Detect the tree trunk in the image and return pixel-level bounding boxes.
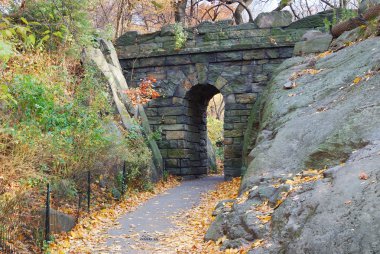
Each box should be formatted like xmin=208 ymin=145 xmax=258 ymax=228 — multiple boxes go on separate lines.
xmin=233 ymin=0 xmax=253 ymax=24
xmin=174 ymin=0 xmax=187 ymax=23
xmin=115 ymin=0 xmax=128 ymax=39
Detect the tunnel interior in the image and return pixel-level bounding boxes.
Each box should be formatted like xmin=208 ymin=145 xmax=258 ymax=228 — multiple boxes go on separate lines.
xmin=184 ymin=84 xmax=221 ymax=175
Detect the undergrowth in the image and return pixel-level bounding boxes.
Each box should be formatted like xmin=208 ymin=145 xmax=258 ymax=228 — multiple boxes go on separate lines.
xmin=0 ymin=1 xmax=154 ymax=252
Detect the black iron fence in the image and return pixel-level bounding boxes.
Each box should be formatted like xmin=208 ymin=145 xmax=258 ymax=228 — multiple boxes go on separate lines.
xmin=0 ymin=226 xmax=16 ymax=254
xmin=43 ymin=168 xmax=125 ymax=241
xmin=1 ymin=161 xmax=132 ymax=253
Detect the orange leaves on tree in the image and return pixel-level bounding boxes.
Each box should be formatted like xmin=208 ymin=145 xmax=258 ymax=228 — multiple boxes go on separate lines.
xmin=123 ymin=77 xmax=160 ymax=106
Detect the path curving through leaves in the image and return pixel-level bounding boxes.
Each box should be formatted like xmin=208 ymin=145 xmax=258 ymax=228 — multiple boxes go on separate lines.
xmin=102 ymin=176 xmax=223 ymax=253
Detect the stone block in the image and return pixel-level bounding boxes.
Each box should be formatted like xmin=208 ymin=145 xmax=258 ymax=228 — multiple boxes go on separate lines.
xmin=265 ymin=49 xmax=280 ymax=58
xmin=139 ymin=56 xmax=166 ymax=67
xmin=177 ymin=115 xmax=190 ymax=124
xmin=224 ymin=158 xmax=243 ymax=168
xmin=176 ymin=140 xmax=186 ymax=149
xmin=197 ymin=21 xmax=217 ymax=34
xmin=221 ymin=65 xmax=241 ymax=81
xmin=235 ymin=93 xmax=257 ymax=104
xmin=154 ymin=35 xmax=175 ymax=43
xmin=167 ymin=168 xmax=181 ymax=175
xmin=203 ymin=32 xmax=220 ymax=41
xmin=214 ymin=76 xmax=228 ymax=90
xmin=159 ymin=140 xmax=170 ymax=149
xmin=117 ymin=45 xmax=140 ymax=59
xmin=224 ymin=138 xmax=234 ymax=145
xmin=225 ymin=94 xmax=236 ymax=104
xmin=165 ymin=159 xmax=179 ymax=167
xmin=224 ymin=129 xmax=243 ymax=138
xmin=158 ymin=106 xmax=185 ymax=116
xmin=224 ymin=167 xmax=242 ymax=178
xmin=254 ymin=11 xmax=293 ymax=28
xmin=140 ymin=43 xmax=163 ymax=55
xmin=224 ymin=115 xmax=241 ymax=123
xmin=220 ymin=39 xmax=240 ymax=49
xmin=243 ymin=49 xmax=266 ymax=60
xmin=217 ymin=51 xmax=243 ymax=61
xmin=115 ymin=31 xmax=138 ymax=46
xmin=224 ymin=123 xmax=235 ymax=130
xmin=166 ymin=130 xmax=186 ymax=140
xmin=279 ymin=47 xmax=294 ymax=58
xmin=160 ymin=149 xmax=168 ymax=157
xmin=146 ymin=108 xmax=158 ymax=117
xmin=166 ymin=55 xmax=191 ymax=65
xmin=172 ymin=97 xmax=187 ymax=106
xmin=167 ymin=149 xmax=190 ymax=158
xmin=207 ymin=68 xmax=223 ymax=85
xmin=293 ymin=34 xmax=333 ymax=56
xmin=190 ymin=53 xmax=216 ymax=63
xmin=263 ymin=63 xmax=281 ymax=74
xmin=180 ymin=159 xmax=191 ymax=167
xmin=196 ymin=63 xmax=208 ymax=84
xmin=225 ymin=145 xmax=243 ymax=158
xmin=225 ymin=104 xmax=249 ymax=110
xmin=236 ymin=109 xmax=251 ymax=116
xmin=161 ymin=124 xmax=187 ymax=131
xmin=160 ymin=116 xmax=177 ymax=125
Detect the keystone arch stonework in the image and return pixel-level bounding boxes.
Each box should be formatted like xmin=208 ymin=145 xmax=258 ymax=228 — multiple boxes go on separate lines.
xmin=115 ymin=20 xmax=321 ymax=179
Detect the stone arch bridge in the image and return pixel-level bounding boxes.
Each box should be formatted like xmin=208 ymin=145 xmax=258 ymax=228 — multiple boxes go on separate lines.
xmin=115 ymin=18 xmax=324 ymax=179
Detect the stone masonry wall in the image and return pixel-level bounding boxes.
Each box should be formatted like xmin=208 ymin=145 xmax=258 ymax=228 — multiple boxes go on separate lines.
xmin=115 ymin=20 xmax=318 ymax=179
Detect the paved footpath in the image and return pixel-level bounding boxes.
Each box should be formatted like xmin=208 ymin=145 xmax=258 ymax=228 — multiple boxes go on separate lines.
xmin=103 ymin=175 xmax=223 ymax=254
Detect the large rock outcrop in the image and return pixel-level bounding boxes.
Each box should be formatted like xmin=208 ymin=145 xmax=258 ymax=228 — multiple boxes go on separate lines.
xmin=207 ymin=37 xmax=380 ymax=253
xmin=83 ymin=39 xmax=163 ymax=181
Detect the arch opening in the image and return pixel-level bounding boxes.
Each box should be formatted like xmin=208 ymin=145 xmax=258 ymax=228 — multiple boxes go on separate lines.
xmin=184 ymin=84 xmax=222 ymax=176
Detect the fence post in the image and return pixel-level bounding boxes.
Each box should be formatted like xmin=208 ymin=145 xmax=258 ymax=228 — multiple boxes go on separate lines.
xmin=45 ymin=183 xmax=51 ymax=242
xmin=121 ymin=161 xmax=127 ymax=197
xmin=76 ymin=192 xmax=82 ymax=222
xmin=163 ymin=160 xmax=168 ymax=182
xmin=87 ymin=171 xmax=91 ymax=213
xmin=0 ymin=227 xmax=3 ymax=253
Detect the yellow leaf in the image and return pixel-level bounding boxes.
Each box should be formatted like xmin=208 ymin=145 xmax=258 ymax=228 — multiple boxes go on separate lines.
xmin=257 ymin=215 xmax=272 ymax=224
xmin=317 ymin=50 xmax=333 ymax=59
xmin=252 ymin=239 xmax=265 ymax=248
xmin=353 ymin=76 xmax=362 ymax=84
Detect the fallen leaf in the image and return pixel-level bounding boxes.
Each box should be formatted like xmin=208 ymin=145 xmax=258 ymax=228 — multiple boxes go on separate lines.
xmin=359 ymin=172 xmax=368 ymax=180
xmin=353 ymin=76 xmax=362 ymax=84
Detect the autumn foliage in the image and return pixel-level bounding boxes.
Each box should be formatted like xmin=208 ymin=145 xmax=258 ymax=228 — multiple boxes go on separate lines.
xmin=123 ymin=77 xmax=160 ymax=106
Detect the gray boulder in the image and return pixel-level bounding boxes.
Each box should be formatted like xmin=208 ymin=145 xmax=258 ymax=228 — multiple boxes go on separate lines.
xmin=301 ymin=29 xmax=324 ymax=41
xmin=293 ymin=33 xmax=333 ymax=56
xmin=208 ymin=37 xmax=380 ymax=253
xmin=40 ymin=208 xmax=76 ymax=233
xmin=254 ymin=11 xmax=293 ymax=28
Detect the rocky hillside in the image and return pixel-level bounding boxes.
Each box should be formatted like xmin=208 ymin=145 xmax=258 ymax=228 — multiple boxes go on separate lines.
xmin=206 ymin=37 xmax=380 ymax=253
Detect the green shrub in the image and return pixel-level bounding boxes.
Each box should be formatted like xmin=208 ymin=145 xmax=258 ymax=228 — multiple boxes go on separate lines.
xmin=207 ymin=117 xmax=224 ymax=161
xmin=173 ymin=22 xmax=188 ymax=50
xmin=51 ymin=178 xmax=78 ymax=199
